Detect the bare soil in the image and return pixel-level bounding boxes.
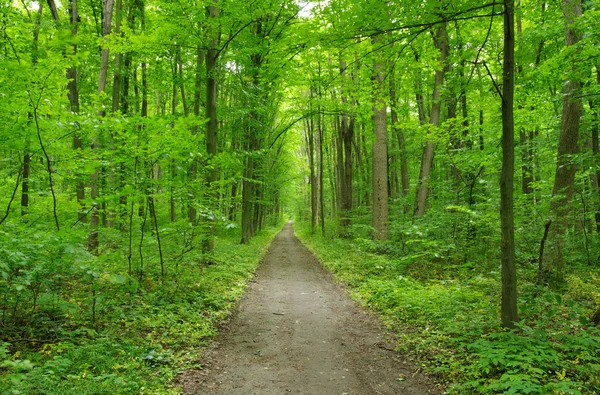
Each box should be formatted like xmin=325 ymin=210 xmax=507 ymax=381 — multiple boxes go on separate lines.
xmin=179 ymin=222 xmax=442 ymax=394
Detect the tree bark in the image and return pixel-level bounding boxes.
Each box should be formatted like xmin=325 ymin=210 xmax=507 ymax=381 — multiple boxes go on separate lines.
xmin=308 ymin=102 xmax=318 ymax=234
xmin=338 ymin=58 xmax=352 ymax=230
xmin=203 ymin=2 xmax=219 ymax=254
xmin=501 ymin=0 xmax=519 ymax=328
xmin=21 ymin=4 xmax=44 ymax=217
xmin=390 ymin=73 xmax=409 ymax=198
xmin=590 ymin=68 xmax=600 ymax=232
xmin=189 ymin=45 xmax=204 ymax=226
xmin=88 ymin=0 xmax=115 ymax=254
xmin=539 ymin=0 xmax=583 ymax=286
xmin=371 ymin=34 xmax=388 ymax=240
xmin=241 ymin=20 xmax=264 ymax=244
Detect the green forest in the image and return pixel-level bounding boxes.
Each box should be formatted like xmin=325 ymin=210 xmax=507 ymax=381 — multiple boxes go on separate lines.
xmin=1 ymin=0 xmax=599 ymax=393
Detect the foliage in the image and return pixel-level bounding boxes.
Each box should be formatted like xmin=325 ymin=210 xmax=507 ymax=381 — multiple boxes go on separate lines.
xmin=298 ymin=224 xmax=600 ymax=394
xmin=0 ymin=226 xmax=280 ymax=394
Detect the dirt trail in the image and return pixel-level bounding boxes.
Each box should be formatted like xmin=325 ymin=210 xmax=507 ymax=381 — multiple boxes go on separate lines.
xmin=180 ymin=222 xmax=440 ymax=394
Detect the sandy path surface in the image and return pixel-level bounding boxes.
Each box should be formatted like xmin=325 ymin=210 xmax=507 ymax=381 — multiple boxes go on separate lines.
xmin=180 ymin=222 xmax=440 ymax=394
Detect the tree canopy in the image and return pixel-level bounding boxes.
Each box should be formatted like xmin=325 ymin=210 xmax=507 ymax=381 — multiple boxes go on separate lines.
xmin=1 ymin=0 xmax=599 ymax=392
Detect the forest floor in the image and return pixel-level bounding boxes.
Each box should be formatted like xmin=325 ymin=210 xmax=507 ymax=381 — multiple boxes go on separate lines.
xmin=179 ymin=222 xmax=441 ymax=394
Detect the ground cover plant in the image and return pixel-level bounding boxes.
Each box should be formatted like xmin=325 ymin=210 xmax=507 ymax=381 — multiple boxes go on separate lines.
xmin=0 ymin=225 xmax=280 ymax=394
xmin=298 ymin=221 xmax=600 ymax=394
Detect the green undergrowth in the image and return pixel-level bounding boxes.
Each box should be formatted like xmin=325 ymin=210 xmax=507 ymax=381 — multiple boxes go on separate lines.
xmin=0 ymin=225 xmax=280 ymax=394
xmin=296 ymin=226 xmax=600 ymax=394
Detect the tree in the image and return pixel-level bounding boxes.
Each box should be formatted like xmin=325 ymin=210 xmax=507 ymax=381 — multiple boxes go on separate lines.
xmin=414 ymin=20 xmax=449 ymax=217
xmin=500 ymin=0 xmax=518 ymax=328
xmin=538 ymin=0 xmax=583 ymax=287
xmin=371 ymin=34 xmax=388 ymax=240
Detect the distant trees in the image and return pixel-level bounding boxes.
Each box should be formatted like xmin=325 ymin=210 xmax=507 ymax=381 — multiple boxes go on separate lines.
xmin=290 ymin=0 xmax=598 ymax=327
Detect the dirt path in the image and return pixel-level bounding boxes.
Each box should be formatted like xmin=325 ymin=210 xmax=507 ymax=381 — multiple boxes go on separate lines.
xmin=180 ymin=222 xmax=440 ymax=394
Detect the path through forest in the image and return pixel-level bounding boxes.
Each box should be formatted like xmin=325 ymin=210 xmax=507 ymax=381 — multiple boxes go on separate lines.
xmin=180 ymin=222 xmax=439 ymax=394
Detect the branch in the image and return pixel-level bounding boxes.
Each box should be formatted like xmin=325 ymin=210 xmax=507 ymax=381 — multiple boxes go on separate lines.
xmin=29 ymin=68 xmax=60 ymax=231
xmin=482 ymin=60 xmax=503 ymax=99
xmin=0 ymin=170 xmax=22 ymax=226
xmin=466 ymin=2 xmax=496 ymax=87
xmin=215 ymin=18 xmax=259 ymax=59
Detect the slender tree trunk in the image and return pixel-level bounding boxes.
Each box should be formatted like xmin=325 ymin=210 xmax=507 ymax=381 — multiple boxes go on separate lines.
xmin=21 ymin=150 xmax=30 ymax=217
xmin=308 ymin=105 xmax=318 ymax=234
xmin=189 ymin=45 xmax=204 ymax=225
xmin=318 ymin=90 xmax=325 ymax=235
xmin=242 ymin=20 xmax=269 ymax=244
xmin=414 ymin=22 xmax=449 ymax=217
xmin=371 ymin=35 xmax=388 ymax=240
xmin=88 ymin=0 xmax=115 ymax=254
xmin=339 ymin=58 xmax=354 ymax=232
xmin=21 ymin=5 xmax=43 ymax=217
xmin=538 ymin=0 xmax=583 ymax=286
xmin=501 ymin=0 xmax=519 ymax=328
xmin=390 ymin=73 xmax=409 ymax=198
xmin=203 ymin=2 xmax=219 ymax=254
xmin=338 ymin=59 xmax=347 ymax=229
xmin=590 ymin=68 xmax=600 ymax=232
xmin=170 ymin=53 xmax=178 ymax=223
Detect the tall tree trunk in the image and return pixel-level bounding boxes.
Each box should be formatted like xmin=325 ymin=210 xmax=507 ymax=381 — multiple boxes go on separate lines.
xmin=88 ymin=0 xmax=115 ymax=254
xmin=414 ymin=22 xmax=449 ymax=217
xmin=203 ymin=2 xmax=219 ymax=254
xmin=170 ymin=50 xmax=179 ymax=223
xmin=390 ymin=73 xmax=409 ymax=198
xmin=371 ymin=35 xmax=388 ymax=240
xmin=339 ymin=58 xmax=355 ymax=232
xmin=501 ymin=0 xmax=518 ymax=328
xmin=590 ymin=68 xmax=600 ymax=232
xmin=318 ymin=86 xmax=325 ymax=235
xmin=67 ymin=0 xmax=85 ymax=223
xmin=21 ymin=4 xmax=44 ymax=217
xmin=538 ymin=0 xmax=583 ymax=286
xmin=189 ymin=45 xmax=204 ymax=225
xmin=241 ymin=20 xmax=264 ymax=244
xmin=308 ymin=105 xmax=318 ymax=234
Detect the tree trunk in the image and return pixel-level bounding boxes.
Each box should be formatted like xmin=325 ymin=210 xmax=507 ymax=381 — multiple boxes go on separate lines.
xmin=339 ymin=58 xmax=355 ymax=232
xmin=414 ymin=22 xmax=449 ymax=217
xmin=21 ymin=5 xmax=44 ymax=217
xmin=390 ymin=73 xmax=409 ymax=198
xmin=538 ymin=0 xmax=583 ymax=286
xmin=308 ymin=107 xmax=318 ymax=234
xmin=189 ymin=45 xmax=204 ymax=226
xmin=241 ymin=20 xmax=264 ymax=244
xmin=590 ymin=68 xmax=600 ymax=232
xmin=371 ymin=34 xmax=388 ymax=240
xmin=203 ymin=2 xmax=219 ymax=254
xmin=68 ymin=0 xmax=85 ymax=223
xmin=88 ymin=0 xmax=114 ymax=254
xmin=500 ymin=0 xmax=518 ymax=328
xmin=318 ymin=92 xmax=325 ymax=235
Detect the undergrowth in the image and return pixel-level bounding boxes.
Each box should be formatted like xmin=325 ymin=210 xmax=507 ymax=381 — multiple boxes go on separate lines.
xmin=0 ymin=225 xmax=280 ymax=394
xmin=297 ymin=224 xmax=600 ymax=394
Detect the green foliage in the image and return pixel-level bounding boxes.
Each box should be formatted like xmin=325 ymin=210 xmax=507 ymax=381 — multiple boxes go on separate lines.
xmin=0 ymin=226 xmax=280 ymax=394
xmin=298 ymin=226 xmax=600 ymax=394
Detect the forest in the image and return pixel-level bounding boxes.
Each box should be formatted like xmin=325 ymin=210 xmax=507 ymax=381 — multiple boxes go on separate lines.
xmin=1 ymin=0 xmax=599 ymax=393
